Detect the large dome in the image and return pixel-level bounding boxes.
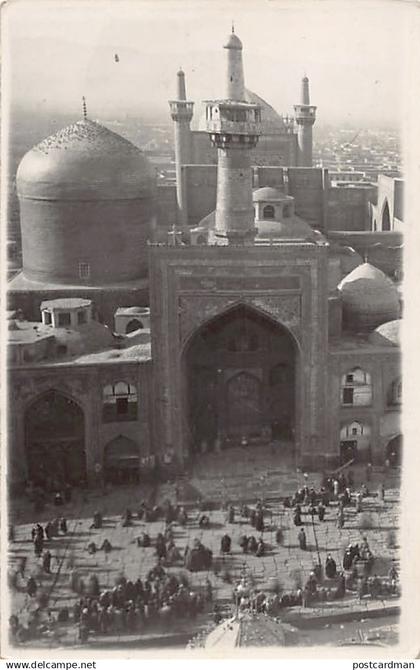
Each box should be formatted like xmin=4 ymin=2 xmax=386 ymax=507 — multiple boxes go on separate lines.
xmin=17 ymin=119 xmax=155 ymax=201
xmin=16 ymin=119 xmax=156 ymax=286
xmin=338 ymin=263 xmax=400 ymax=331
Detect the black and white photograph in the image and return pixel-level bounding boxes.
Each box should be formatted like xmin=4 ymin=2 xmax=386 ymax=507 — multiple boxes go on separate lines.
xmin=2 ymin=0 xmax=419 ymax=658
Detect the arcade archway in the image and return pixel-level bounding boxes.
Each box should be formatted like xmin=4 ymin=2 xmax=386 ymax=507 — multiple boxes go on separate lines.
xmin=104 ymin=435 xmax=140 ymax=484
xmin=386 ymin=434 xmax=402 ymax=467
xmin=183 ymin=304 xmax=297 ymax=453
xmin=25 ymin=390 xmax=86 ymax=486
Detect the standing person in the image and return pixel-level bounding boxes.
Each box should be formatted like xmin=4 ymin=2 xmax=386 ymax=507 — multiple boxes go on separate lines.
xmin=18 ymin=556 xmax=27 ymax=579
xmin=255 ymin=509 xmax=264 ymax=533
xmin=366 ymin=462 xmax=373 ymax=482
xmin=378 ymin=482 xmax=385 ymax=503
xmin=355 ymin=491 xmax=363 ymax=513
xmin=34 ymin=533 xmax=43 ymax=557
xmin=317 ymin=501 xmax=326 ymax=521
xmin=54 ymin=491 xmax=64 ymax=506
xmin=333 ymin=479 xmax=339 ymax=499
xmin=227 ymin=505 xmax=235 ymax=524
xmin=298 ymin=527 xmax=307 ymax=550
xmin=335 ymin=571 xmax=346 ymax=598
xmin=358 ymin=576 xmax=367 ymax=602
xmin=325 ymin=554 xmax=337 ymax=579
xmin=337 ymin=507 xmax=345 ymax=529
xmin=27 ymin=576 xmax=37 ymax=597
xmin=302 ymin=584 xmax=310 ymax=608
xmin=42 ymin=550 xmax=52 ymax=574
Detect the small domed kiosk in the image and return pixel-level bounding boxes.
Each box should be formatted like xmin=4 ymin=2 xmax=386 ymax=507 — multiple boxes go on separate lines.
xmin=253 ymin=187 xmax=315 ymax=241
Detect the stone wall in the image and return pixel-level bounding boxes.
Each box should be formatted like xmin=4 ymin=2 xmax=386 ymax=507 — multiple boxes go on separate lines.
xmin=328 ymin=185 xmax=377 ymax=232
xmin=8 ymin=359 xmax=153 ymax=486
xmin=328 ymin=348 xmax=401 ymax=464
xmin=286 ymin=167 xmax=328 ymax=232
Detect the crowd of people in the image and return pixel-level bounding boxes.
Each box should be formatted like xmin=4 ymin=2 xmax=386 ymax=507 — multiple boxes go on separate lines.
xmin=72 ymin=566 xmax=211 ymax=642
xmin=8 ymin=464 xmax=399 ymax=645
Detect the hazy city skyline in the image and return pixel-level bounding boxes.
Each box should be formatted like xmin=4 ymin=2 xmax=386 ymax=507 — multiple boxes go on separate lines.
xmin=2 ymin=0 xmax=410 ymax=129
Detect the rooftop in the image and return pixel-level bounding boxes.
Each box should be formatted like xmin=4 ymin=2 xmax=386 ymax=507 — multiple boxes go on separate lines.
xmin=40 ymin=298 xmax=92 ymax=310
xmin=115 ymin=306 xmax=150 ymax=316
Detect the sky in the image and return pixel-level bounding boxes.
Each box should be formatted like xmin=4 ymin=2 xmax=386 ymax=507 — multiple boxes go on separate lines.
xmin=1 ymin=0 xmax=414 ymax=128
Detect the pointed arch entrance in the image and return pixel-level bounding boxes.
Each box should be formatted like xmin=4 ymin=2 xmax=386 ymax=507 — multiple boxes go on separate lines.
xmin=104 ymin=435 xmax=140 ymax=484
xmin=382 ymin=200 xmax=391 ymax=231
xmin=25 ymin=390 xmax=86 ymax=486
xmin=183 ymin=304 xmax=298 ymax=453
xmin=386 ymin=434 xmax=402 ymax=467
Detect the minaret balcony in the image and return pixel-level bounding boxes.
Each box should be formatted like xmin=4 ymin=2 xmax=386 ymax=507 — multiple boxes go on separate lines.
xmin=294 ymin=104 xmax=317 ymax=124
xmin=209 ymin=132 xmax=260 ymax=149
xmin=204 ymin=100 xmax=262 ymax=137
xmin=169 ymin=100 xmax=194 ymax=122
xmin=206 ymin=118 xmax=261 ymax=135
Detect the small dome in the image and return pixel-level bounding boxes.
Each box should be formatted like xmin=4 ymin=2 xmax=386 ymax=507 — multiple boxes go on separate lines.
xmin=224 ymin=32 xmax=243 ymax=50
xmin=17 ymin=118 xmax=155 ymax=201
xmin=256 ymin=218 xmax=314 ymax=240
xmin=197 ymin=210 xmax=216 ymax=230
xmin=253 ymin=187 xmax=291 ymax=203
xmin=203 ymin=613 xmax=287 ymax=648
xmin=338 ymin=263 xmax=400 ymax=331
xmin=368 ymin=319 xmax=401 ymax=347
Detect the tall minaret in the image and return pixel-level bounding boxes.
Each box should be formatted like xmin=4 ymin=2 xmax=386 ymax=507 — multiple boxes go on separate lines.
xmin=294 ymin=75 xmax=317 ymax=167
xmin=206 ymin=28 xmax=261 ymax=244
xmin=169 ymin=69 xmax=194 ymax=230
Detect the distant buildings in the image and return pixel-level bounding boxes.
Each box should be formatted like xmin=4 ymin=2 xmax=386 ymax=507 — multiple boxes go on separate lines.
xmin=7 ymin=30 xmax=402 ymax=490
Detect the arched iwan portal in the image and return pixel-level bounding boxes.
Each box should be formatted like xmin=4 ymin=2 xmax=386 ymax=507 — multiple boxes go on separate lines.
xmin=25 ymin=390 xmax=86 ymax=486
xmin=183 ymin=304 xmax=298 ymax=453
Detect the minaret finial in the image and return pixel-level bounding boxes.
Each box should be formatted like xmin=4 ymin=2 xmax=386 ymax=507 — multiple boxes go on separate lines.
xmin=232 ymin=20 xmax=235 ymax=33
xmin=82 ymin=96 xmax=87 ymax=120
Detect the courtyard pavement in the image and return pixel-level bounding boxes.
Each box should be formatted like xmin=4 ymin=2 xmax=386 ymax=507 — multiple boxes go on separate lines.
xmin=7 ymin=445 xmax=401 ymax=648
